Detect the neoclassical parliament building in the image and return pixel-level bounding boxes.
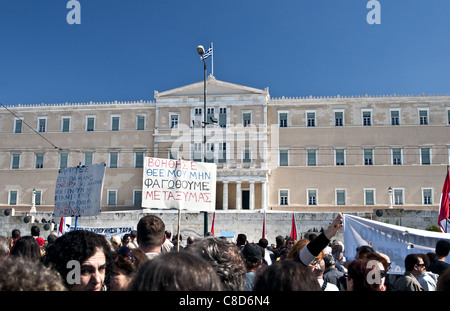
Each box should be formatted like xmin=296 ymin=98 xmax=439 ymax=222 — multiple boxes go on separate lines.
xmin=1 ymin=75 xmax=449 ymax=213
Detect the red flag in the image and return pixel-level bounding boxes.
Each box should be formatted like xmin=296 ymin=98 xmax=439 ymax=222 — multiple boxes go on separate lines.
xmin=290 ymin=214 xmax=297 ymax=240
xmin=58 ymin=217 xmax=72 ymax=236
xmin=439 ymin=167 xmax=450 ymax=233
xmin=262 ymin=210 xmax=267 ymax=239
xmin=211 ymin=212 xmax=215 ymax=236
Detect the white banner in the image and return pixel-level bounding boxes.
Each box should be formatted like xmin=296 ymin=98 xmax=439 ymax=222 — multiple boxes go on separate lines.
xmin=69 ymin=226 xmax=133 ymax=239
xmin=54 ymin=163 xmax=106 ymax=217
xmin=343 ymin=214 xmax=450 ymax=274
xmin=142 ymin=157 xmax=216 ymax=212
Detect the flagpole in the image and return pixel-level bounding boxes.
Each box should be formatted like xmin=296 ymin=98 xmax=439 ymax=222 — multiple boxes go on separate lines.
xmin=211 ymin=42 xmax=214 ymax=76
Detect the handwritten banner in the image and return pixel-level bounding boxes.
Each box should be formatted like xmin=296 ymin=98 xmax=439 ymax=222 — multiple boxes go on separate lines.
xmin=142 ymin=157 xmax=216 ymax=212
xmin=53 ymin=163 xmax=106 ymax=217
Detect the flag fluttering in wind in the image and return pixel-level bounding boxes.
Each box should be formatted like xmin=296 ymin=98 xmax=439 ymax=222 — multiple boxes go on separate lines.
xmin=211 ymin=212 xmax=216 ymax=236
xmin=262 ymin=210 xmax=267 ymax=239
xmin=58 ymin=217 xmax=72 ymax=236
xmin=438 ymin=166 xmax=450 ymax=233
xmin=200 ymin=46 xmax=213 ymax=60
xmin=290 ymin=214 xmax=297 ymax=240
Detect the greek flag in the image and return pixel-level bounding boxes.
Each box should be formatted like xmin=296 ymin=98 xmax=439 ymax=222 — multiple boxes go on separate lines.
xmin=200 ymin=46 xmax=213 ymax=60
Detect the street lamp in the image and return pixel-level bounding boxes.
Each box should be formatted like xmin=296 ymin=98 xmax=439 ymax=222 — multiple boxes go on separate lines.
xmin=197 ymin=44 xmax=208 ymax=236
xmin=388 ymin=186 xmax=393 ymax=209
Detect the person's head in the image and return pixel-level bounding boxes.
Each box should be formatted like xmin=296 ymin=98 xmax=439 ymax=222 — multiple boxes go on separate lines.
xmin=31 ymin=225 xmax=40 ymax=237
xmin=253 ymin=260 xmax=321 ymax=291
xmin=44 ymin=230 xmax=114 ymax=291
xmin=310 ymin=258 xmax=326 ymax=278
xmin=108 ymin=246 xmax=148 ymax=291
xmin=347 ymin=258 xmax=385 ymax=291
xmin=0 ymin=257 xmax=67 ymax=291
xmin=323 ymin=254 xmax=336 ymax=270
xmin=275 ymin=235 xmax=285 ymax=248
xmin=110 ymin=235 xmax=122 ymax=251
xmin=258 ymin=238 xmax=269 ymax=249
xmin=286 ymin=237 xmax=296 ymax=250
xmin=236 ymin=234 xmax=247 ymax=246
xmin=165 ymin=230 xmax=172 ymax=239
xmin=130 ymin=230 xmax=137 ymax=240
xmin=286 ymin=238 xmax=309 ymax=261
xmin=136 ymin=215 xmax=165 ymax=253
xmin=417 ymin=253 xmax=431 ymax=271
xmin=242 ymin=243 xmax=263 ymax=271
xmin=435 ymin=240 xmax=450 ymax=258
xmin=187 ymin=236 xmax=195 ymax=246
xmin=404 ymin=253 xmax=425 ymax=276
xmin=122 ymin=234 xmax=131 ymax=246
xmin=11 ymin=229 xmax=21 ymax=240
xmin=9 ymin=236 xmax=41 ymax=262
xmin=355 ymin=245 xmax=375 ymax=259
xmin=130 ymin=251 xmax=223 ymax=291
xmin=187 ymin=237 xmax=246 ymax=291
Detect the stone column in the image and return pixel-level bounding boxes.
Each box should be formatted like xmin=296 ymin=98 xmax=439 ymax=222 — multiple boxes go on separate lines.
xmin=249 ymin=181 xmax=255 ymax=210
xmin=222 ymin=181 xmax=229 ymax=210
xmin=236 ymin=181 xmax=242 ymax=210
xmin=261 ymin=181 xmax=267 ymax=210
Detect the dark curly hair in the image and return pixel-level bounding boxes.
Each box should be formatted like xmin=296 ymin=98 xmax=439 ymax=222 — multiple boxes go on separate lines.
xmin=43 ymin=230 xmax=114 ymax=290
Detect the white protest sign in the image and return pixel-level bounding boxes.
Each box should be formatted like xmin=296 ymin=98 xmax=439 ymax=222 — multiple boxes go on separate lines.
xmin=53 ymin=163 xmax=106 ymax=217
xmin=343 ymin=214 xmax=450 ymax=274
xmin=142 ymin=157 xmax=216 ymax=212
xmin=68 ymin=226 xmax=134 ymax=239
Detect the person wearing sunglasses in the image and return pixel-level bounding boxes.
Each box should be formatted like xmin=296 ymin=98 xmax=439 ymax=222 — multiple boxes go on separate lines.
xmin=392 ymin=254 xmax=425 ymax=291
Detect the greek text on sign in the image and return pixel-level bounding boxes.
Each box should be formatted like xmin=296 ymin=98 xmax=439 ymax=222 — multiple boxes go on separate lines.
xmin=53 ymin=163 xmax=106 ymax=217
xmin=142 ymin=157 xmax=216 ymax=212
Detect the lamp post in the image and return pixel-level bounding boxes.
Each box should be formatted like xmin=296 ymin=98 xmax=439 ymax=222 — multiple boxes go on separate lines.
xmin=197 ymin=45 xmax=208 ymax=236
xmin=388 ymin=186 xmax=393 ymax=209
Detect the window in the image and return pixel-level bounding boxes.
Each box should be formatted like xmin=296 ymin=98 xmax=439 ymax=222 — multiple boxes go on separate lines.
xmin=362 ymin=110 xmax=372 ymax=126
xmin=134 ymin=190 xmax=142 ymax=206
xmin=279 ymin=190 xmax=289 ymax=206
xmin=335 ymin=149 xmax=345 ymax=166
xmin=394 ymin=189 xmax=404 ymax=205
xmin=219 ymin=108 xmax=227 ymax=128
xmin=35 ymin=154 xmax=44 ymax=169
xmin=307 ymin=150 xmax=317 ymax=166
xmin=392 ymin=148 xmax=402 ymax=165
xmin=421 ymin=148 xmax=431 ymax=165
xmin=62 ymin=117 xmax=71 ymax=132
xmin=306 ymin=111 xmax=316 ymax=127
xmin=84 ymin=152 xmax=93 ymax=166
xmin=111 ymin=116 xmax=120 ymax=131
xmin=336 ymin=190 xmax=346 ymax=205
xmin=34 ymin=190 xmax=42 ymax=206
xmin=170 ymin=114 xmax=179 ymax=129
xmin=193 ymin=108 xmax=202 ymax=127
xmin=205 ymin=143 xmax=214 ymax=163
xmin=107 ymin=190 xmax=117 ymax=206
xmin=447 ymin=108 xmax=450 ymax=125
xmin=11 ymin=154 xmax=20 ymax=169
xmin=193 ymin=143 xmax=202 ymax=162
xmin=135 ymin=152 xmax=144 ymax=168
xmin=390 ymin=109 xmax=400 ymax=126
xmin=279 ymin=112 xmax=288 ymax=128
xmin=279 ymin=150 xmax=289 ymax=166
xmin=422 ymin=189 xmax=433 ymax=205
xmin=136 ymin=115 xmax=145 ymax=130
xmin=109 ymin=152 xmax=119 ymax=168
xmin=243 ymin=113 xmax=251 ymax=127
xmin=419 ymin=109 xmax=428 ymax=125
xmin=242 ymin=149 xmax=251 ymax=163
xmin=364 ymin=149 xmax=373 ymax=165
xmin=9 ymin=191 xmax=18 ymax=205
xmin=38 ymin=117 xmax=47 ymax=132
xmin=14 ymin=118 xmax=23 ymax=133
xmin=86 ymin=116 xmax=95 ymax=131
xmin=308 ymin=189 xmax=317 ymax=206
xmin=60 ymin=153 xmax=68 ymax=169
xmin=334 ymin=110 xmax=344 ymax=127
xmin=218 ymin=143 xmax=226 ymax=163
xmin=364 ymin=189 xmax=375 ymax=205
xmin=207 ymin=108 xmax=215 ymax=126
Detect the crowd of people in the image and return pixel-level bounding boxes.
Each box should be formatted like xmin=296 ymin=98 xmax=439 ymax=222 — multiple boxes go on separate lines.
xmin=1 ymin=213 xmax=450 ymax=292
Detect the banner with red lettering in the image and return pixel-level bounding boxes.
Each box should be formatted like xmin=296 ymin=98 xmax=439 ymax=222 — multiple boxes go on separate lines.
xmin=142 ymin=157 xmax=216 ymax=212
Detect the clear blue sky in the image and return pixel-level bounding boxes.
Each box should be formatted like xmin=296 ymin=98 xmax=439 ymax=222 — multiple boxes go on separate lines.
xmin=1 ymin=0 xmax=450 ymax=106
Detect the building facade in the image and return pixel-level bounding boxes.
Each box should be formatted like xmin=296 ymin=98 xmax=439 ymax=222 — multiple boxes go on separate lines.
xmin=1 ymin=75 xmax=449 ymax=213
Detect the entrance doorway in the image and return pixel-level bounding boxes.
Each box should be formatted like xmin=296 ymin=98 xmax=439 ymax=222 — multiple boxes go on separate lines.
xmin=242 ymin=190 xmax=249 ymax=210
